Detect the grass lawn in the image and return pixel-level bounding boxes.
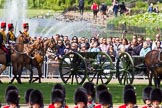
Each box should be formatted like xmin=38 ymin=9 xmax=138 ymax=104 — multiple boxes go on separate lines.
xmin=0 ymin=82 xmax=149 ymax=105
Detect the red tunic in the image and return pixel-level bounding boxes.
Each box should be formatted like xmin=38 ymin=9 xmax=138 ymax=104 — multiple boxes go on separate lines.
xmin=48 ymin=104 xmax=69 ymax=108
xmin=119 ymin=104 xmax=127 ymax=108
xmin=2 ymin=105 xmax=9 ymax=108
xmin=94 ymin=104 xmax=102 ymax=108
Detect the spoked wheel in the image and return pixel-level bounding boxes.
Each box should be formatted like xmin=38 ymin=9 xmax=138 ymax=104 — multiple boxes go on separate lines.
xmin=59 ymin=52 xmax=87 ymax=85
xmin=87 ymin=52 xmax=114 ymax=85
xmin=116 ymin=52 xmax=134 ymax=85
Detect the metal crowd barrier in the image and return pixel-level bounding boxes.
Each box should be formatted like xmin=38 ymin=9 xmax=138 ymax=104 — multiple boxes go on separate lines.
xmin=0 ymin=56 xmax=60 ymax=79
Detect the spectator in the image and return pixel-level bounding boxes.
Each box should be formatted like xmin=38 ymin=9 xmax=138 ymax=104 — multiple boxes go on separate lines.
xmin=72 ymin=36 xmax=78 ymax=44
xmin=154 ymin=6 xmax=159 ymax=13
xmin=55 ymin=40 xmax=65 ymax=62
xmin=64 ymin=43 xmax=71 ymax=54
xmin=91 ymin=2 xmax=99 ymax=20
xmin=29 ymin=90 xmax=44 ymax=108
xmin=113 ymin=1 xmax=119 ymax=17
xmin=119 ymin=2 xmax=129 ymax=15
xmin=156 ymin=40 xmax=162 ymax=51
xmin=148 ymin=3 xmax=153 ymax=12
xmin=141 ymin=86 xmax=152 ymax=108
xmin=78 ymin=0 xmax=84 ymax=15
xmin=107 ymin=44 xmax=117 ymax=62
xmin=140 ymin=41 xmax=151 ymax=57
xmin=74 ymin=87 xmax=88 ymax=108
xmin=118 ymin=38 xmax=129 ymax=52
xmin=145 ymin=37 xmax=152 ymax=49
xmin=88 ymin=42 xmax=100 ymax=52
xmin=80 ymin=43 xmax=87 ymax=52
xmin=99 ymin=38 xmax=108 ymax=53
xmin=100 ymin=3 xmax=108 ymax=23
xmin=70 ymin=42 xmax=78 ymax=52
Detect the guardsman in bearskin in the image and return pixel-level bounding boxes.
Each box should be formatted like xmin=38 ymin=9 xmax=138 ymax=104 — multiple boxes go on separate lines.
xmin=3 ymin=90 xmax=19 ymax=108
xmin=6 ymin=23 xmax=16 ymax=44
xmin=0 ymin=22 xmax=11 ymax=66
xmin=150 ymin=88 xmax=162 ymax=108
xmin=95 ymin=84 xmax=108 ymax=103
xmin=119 ymin=89 xmax=137 ymax=108
xmin=94 ymin=90 xmax=112 ymax=108
xmin=24 ymin=88 xmax=34 ymax=106
xmin=48 ymin=89 xmax=69 ymax=108
xmin=83 ymin=82 xmax=96 ymax=108
xmin=29 ymin=89 xmax=44 ymax=108
xmin=142 ymin=86 xmax=152 ymax=108
xmin=74 ymin=87 xmax=88 ymax=108
xmin=5 ymin=85 xmax=19 ymax=97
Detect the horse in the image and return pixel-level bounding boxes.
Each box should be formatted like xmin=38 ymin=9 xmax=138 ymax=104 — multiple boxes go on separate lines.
xmin=145 ymin=50 xmax=162 ymax=87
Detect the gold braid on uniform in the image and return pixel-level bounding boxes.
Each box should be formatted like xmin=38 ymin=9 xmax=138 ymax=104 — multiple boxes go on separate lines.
xmin=23 ymin=31 xmax=29 ymax=37
xmin=1 ymin=30 xmax=6 ymax=44
xmin=8 ymin=31 xmax=15 ymax=41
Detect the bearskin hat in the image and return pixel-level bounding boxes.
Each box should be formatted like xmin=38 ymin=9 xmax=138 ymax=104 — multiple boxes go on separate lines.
xmin=142 ymin=86 xmax=152 ymax=103
xmin=124 ymin=89 xmax=136 ymax=105
xmin=51 ymin=89 xmax=64 ymax=104
xmin=6 ymin=90 xmax=19 ymax=105
xmin=1 ymin=22 xmax=6 ymax=28
xmin=74 ymin=87 xmax=88 ymax=105
xmin=29 ymin=90 xmax=43 ymax=107
xmin=24 ymin=88 xmax=34 ymax=104
xmin=83 ymin=82 xmax=95 ymax=99
xmin=124 ymin=84 xmax=135 ymax=93
xmin=52 ymin=83 xmax=65 ymax=97
xmin=96 ymin=84 xmax=108 ymax=98
xmin=23 ymin=23 xmax=29 ymax=28
xmin=8 ymin=23 xmax=14 ymax=30
xmin=99 ymin=90 xmax=112 ymax=106
xmin=150 ymin=88 xmax=162 ymax=103
xmin=5 ymin=85 xmax=19 ymax=97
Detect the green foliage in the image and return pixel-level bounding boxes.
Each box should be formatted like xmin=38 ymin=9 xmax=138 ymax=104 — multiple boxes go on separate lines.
xmin=108 ymin=12 xmax=162 ymax=38
xmin=135 ymin=1 xmax=148 ymax=8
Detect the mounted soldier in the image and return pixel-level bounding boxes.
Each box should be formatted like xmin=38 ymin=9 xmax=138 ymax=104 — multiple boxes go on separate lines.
xmin=6 ymin=23 xmax=16 ymax=44
xmin=22 ymin=23 xmax=30 ymax=43
xmin=0 ymin=22 xmax=11 ymax=66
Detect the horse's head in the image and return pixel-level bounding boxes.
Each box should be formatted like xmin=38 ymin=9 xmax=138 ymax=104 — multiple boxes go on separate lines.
xmin=16 ymin=31 xmax=29 ymax=44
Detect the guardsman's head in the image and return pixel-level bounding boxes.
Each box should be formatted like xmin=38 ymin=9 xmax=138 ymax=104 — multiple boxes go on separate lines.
xmin=1 ymin=22 xmax=6 ymax=31
xmin=23 ymin=23 xmax=29 ymax=31
xmin=8 ymin=23 xmax=14 ymax=31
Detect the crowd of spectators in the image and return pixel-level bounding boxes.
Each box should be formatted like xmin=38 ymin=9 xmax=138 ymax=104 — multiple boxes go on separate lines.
xmin=2 ymin=83 xmax=162 ymax=108
xmin=46 ymin=33 xmax=162 ymax=62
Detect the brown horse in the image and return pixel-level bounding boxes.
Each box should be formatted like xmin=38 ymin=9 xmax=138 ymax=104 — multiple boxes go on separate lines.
xmin=145 ymin=50 xmax=162 ymax=87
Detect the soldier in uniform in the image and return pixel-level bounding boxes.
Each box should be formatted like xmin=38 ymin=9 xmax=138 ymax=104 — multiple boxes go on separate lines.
xmin=94 ymin=90 xmax=112 ymax=108
xmin=142 ymin=86 xmax=152 ymax=108
xmin=6 ymin=23 xmax=16 ymax=44
xmin=74 ymin=87 xmax=88 ymax=108
xmin=29 ymin=89 xmax=44 ymax=108
xmin=22 ymin=23 xmax=30 ymax=43
xmin=83 ymin=82 xmax=96 ymax=108
xmin=48 ymin=89 xmax=69 ymax=108
xmin=3 ymin=90 xmax=19 ymax=108
xmin=150 ymin=88 xmax=162 ymax=108
xmin=24 ymin=88 xmax=34 ymax=106
xmin=0 ymin=22 xmax=11 ymax=66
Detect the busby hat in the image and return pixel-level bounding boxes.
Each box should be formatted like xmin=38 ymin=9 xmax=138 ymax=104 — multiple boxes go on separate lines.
xmin=29 ymin=90 xmax=43 ymax=107
xmin=8 ymin=23 xmax=14 ymax=30
xmin=52 ymin=83 xmax=65 ymax=97
xmin=23 ymin=23 xmax=29 ymax=28
xmin=6 ymin=90 xmax=19 ymax=105
xmin=5 ymin=85 xmax=19 ymax=97
xmin=83 ymin=82 xmax=95 ymax=99
xmin=96 ymin=84 xmax=108 ymax=98
xmin=74 ymin=87 xmax=88 ymax=105
xmin=1 ymin=22 xmax=6 ymax=28
xmin=124 ymin=89 xmax=136 ymax=105
xmin=124 ymin=84 xmax=135 ymax=93
xmin=24 ymin=88 xmax=34 ymax=104
xmin=51 ymin=89 xmax=64 ymax=104
xmin=99 ymin=90 xmax=112 ymax=106
xmin=150 ymin=88 xmax=162 ymax=103
xmin=142 ymin=86 xmax=152 ymax=102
